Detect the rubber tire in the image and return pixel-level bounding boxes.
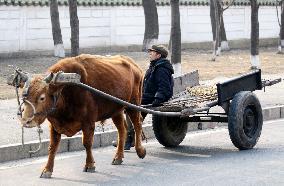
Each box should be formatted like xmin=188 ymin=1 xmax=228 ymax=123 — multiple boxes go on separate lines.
xmin=228 ymin=91 xmax=263 ymax=150
xmin=152 ymin=115 xmax=188 ymax=147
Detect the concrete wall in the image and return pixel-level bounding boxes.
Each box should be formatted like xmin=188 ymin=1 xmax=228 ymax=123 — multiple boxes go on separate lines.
xmin=0 ymin=5 xmax=280 ymax=53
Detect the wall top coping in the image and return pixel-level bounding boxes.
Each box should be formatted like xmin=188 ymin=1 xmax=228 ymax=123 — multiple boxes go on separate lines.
xmin=0 ymin=0 xmax=278 ymax=7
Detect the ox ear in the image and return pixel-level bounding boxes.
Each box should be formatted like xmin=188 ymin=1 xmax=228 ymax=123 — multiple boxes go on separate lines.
xmin=17 ymin=71 xmax=29 ymax=82
xmin=43 ymin=73 xmax=54 ymax=84
xmin=7 ymin=70 xmax=30 ymax=88
xmin=46 ymin=82 xmax=65 ymax=98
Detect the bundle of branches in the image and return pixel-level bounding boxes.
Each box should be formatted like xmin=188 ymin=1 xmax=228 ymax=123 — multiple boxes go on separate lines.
xmin=158 ymin=84 xmax=218 ymax=112
xmin=186 ymin=85 xmax=217 ymax=99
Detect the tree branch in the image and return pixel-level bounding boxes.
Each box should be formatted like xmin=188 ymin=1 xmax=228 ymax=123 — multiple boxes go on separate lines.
xmin=223 ymin=0 xmax=236 ymax=12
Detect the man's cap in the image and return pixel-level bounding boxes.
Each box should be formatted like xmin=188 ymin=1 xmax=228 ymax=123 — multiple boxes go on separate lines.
xmin=147 ymin=44 xmax=168 ymax=58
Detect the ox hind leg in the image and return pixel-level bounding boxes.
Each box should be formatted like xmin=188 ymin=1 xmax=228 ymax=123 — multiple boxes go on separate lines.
xmin=111 ymin=111 xmax=127 ymax=165
xmin=41 ymin=125 xmax=61 ymax=178
xmin=82 ymin=125 xmax=96 ymax=172
xmin=126 ymin=110 xmax=146 ymax=159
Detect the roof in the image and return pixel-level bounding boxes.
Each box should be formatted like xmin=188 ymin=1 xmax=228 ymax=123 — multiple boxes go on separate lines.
xmin=0 ymin=0 xmax=278 ymax=7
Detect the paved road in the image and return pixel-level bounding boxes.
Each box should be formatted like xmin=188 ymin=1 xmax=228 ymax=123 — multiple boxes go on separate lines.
xmin=0 ymin=119 xmax=283 ymax=186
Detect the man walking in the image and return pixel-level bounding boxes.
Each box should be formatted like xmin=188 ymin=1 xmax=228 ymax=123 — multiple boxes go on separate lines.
xmin=113 ymin=44 xmax=174 ymax=150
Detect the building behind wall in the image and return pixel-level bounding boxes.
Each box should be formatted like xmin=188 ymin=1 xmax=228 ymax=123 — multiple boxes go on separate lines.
xmin=0 ymin=0 xmax=280 ymax=53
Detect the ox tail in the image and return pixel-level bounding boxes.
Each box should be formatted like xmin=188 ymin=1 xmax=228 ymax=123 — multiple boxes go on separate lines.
xmin=139 ymin=73 xmax=144 ymax=105
xmin=100 ymin=120 xmax=106 ymax=132
xmin=138 ymin=73 xmax=148 ymax=143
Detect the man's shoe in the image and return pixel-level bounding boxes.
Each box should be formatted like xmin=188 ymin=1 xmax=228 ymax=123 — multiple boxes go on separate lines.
xmin=112 ymin=140 xmax=134 ymax=150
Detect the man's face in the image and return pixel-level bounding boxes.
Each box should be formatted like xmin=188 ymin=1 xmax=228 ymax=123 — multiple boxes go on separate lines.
xmin=148 ymin=50 xmax=161 ymax=62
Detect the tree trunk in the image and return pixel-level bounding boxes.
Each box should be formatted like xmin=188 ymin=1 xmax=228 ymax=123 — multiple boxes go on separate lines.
xmin=220 ymin=11 xmax=230 ymax=51
xmin=170 ymin=0 xmax=181 ymax=77
xmin=210 ymin=0 xmax=217 ymax=41
xmin=250 ymin=0 xmax=260 ymax=68
xmin=142 ymin=0 xmax=159 ymax=51
xmin=50 ymin=0 xmax=65 ymax=57
xmin=68 ymin=0 xmax=79 ymax=57
xmin=210 ymin=0 xmax=221 ymax=61
xmin=220 ymin=15 xmax=227 ymax=42
xmin=279 ymin=0 xmax=284 ymax=53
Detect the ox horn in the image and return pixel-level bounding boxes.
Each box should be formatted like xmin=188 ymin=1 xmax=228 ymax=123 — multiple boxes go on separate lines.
xmin=43 ymin=73 xmax=54 ymax=83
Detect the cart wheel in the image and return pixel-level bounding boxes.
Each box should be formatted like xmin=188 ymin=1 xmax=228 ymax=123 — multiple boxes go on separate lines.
xmin=228 ymin=91 xmax=263 ymax=150
xmin=152 ymin=115 xmax=188 ymax=147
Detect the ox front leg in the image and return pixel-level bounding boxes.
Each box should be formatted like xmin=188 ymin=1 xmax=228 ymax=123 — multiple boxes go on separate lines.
xmin=111 ymin=112 xmax=127 ymax=165
xmin=40 ymin=125 xmax=61 ymax=178
xmin=82 ymin=127 xmax=96 ymax=172
xmin=127 ymin=111 xmax=146 ymax=159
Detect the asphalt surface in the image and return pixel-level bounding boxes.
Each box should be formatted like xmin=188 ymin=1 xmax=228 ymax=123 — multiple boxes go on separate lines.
xmin=0 ymin=119 xmax=283 ymax=186
xmin=0 ymin=73 xmax=283 ymax=146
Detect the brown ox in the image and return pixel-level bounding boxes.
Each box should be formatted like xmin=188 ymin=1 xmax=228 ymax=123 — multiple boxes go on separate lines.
xmin=19 ymin=54 xmax=146 ymax=178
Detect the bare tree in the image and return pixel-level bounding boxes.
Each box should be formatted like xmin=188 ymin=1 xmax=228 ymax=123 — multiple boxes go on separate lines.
xmin=170 ymin=0 xmax=181 ymax=77
xmin=50 ymin=0 xmax=65 ymax=57
xmin=142 ymin=0 xmax=159 ymax=51
xmin=210 ymin=0 xmax=233 ymax=61
xmin=68 ymin=0 xmax=79 ymax=56
xmin=277 ymin=0 xmax=284 ymax=53
xmin=250 ymin=0 xmax=260 ymax=69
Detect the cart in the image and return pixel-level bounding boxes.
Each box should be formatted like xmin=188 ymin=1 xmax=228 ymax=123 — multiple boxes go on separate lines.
xmin=151 ymin=69 xmax=265 ymax=150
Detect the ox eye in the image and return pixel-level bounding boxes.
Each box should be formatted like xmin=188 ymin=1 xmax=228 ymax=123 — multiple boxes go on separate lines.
xmin=39 ymin=94 xmax=46 ymax=102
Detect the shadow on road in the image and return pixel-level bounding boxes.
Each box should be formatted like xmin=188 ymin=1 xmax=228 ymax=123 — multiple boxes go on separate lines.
xmin=146 ymin=145 xmax=265 ymax=161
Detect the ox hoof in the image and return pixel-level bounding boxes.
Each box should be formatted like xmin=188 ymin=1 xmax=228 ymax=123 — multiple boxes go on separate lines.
xmin=137 ymin=148 xmax=146 ymax=159
xmin=83 ymin=166 xmax=96 ymax=173
xmin=111 ymin=158 xmax=123 ymax=165
xmin=40 ymin=170 xmax=52 ymax=178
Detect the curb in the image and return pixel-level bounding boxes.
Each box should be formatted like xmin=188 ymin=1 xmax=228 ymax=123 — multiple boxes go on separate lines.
xmin=0 ymin=105 xmax=283 ymax=163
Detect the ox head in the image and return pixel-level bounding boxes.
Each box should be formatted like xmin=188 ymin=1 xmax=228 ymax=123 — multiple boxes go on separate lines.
xmin=17 ymin=72 xmax=58 ymax=128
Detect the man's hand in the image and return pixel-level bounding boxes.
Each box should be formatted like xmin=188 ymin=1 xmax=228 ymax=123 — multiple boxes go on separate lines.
xmin=152 ymin=99 xmax=162 ymax=107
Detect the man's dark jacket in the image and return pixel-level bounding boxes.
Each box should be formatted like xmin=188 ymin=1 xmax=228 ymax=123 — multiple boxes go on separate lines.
xmin=142 ymin=58 xmax=174 ymax=106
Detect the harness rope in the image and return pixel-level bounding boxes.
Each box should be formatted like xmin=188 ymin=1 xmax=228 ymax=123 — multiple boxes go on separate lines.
xmin=13 ymin=72 xmax=44 ymax=154
xmin=21 ymin=126 xmax=43 ymax=154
